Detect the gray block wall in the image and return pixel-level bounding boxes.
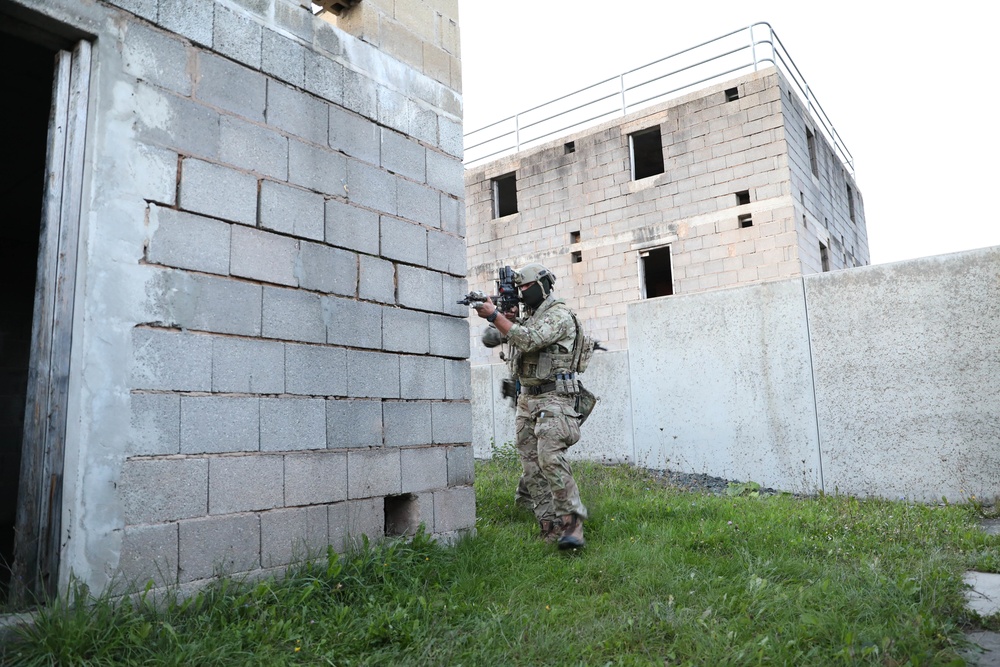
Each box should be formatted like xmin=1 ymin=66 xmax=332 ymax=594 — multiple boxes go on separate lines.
xmin=472 ymin=246 xmax=1000 ymax=502
xmin=13 ymin=0 xmax=472 ymax=597
xmin=464 ymin=67 xmax=867 ymax=363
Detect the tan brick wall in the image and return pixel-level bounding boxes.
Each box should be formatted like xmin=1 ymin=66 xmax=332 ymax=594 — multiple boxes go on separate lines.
xmin=465 ymin=68 xmax=867 ymax=363
xmin=323 ymin=0 xmax=461 ymax=90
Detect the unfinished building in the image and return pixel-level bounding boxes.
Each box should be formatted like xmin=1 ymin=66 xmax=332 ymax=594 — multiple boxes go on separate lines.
xmin=0 ymin=0 xmax=472 ymax=608
xmin=464 ymin=25 xmax=868 ymax=360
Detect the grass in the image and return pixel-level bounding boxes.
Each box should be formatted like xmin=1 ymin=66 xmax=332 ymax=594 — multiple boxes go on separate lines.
xmin=3 ymin=447 xmax=999 ymax=666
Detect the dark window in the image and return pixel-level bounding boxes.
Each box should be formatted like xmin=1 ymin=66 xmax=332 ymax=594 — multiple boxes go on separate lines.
xmin=820 ymin=242 xmax=830 ymax=272
xmin=738 ymin=213 xmax=753 ymax=228
xmin=641 ymin=246 xmax=673 ymax=298
xmin=569 ymin=230 xmax=580 ymax=244
xmin=492 ymin=172 xmax=517 ymax=218
xmin=725 ymin=87 xmax=739 ymax=102
xmin=735 ymin=190 xmax=750 ymax=206
xmin=571 ymin=251 xmax=582 ymax=263
xmin=847 ymin=184 xmax=856 ymax=222
xmin=629 ymin=126 xmax=664 ymax=180
xmin=806 ymin=127 xmax=819 ymax=177
xmin=564 ymin=141 xmax=575 ymax=154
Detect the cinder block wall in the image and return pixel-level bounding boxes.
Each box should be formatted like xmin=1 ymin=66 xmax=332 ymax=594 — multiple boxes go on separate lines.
xmin=12 ymin=0 xmax=472 ymax=597
xmin=464 ymin=68 xmax=867 ymax=363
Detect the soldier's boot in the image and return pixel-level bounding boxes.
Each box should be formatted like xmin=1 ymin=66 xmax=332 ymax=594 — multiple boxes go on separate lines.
xmin=538 ymin=517 xmax=561 ymax=543
xmin=557 ymin=514 xmax=585 ymax=550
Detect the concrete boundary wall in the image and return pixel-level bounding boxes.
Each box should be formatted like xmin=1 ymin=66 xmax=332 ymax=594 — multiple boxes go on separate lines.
xmin=473 ymin=246 xmax=1000 ymax=502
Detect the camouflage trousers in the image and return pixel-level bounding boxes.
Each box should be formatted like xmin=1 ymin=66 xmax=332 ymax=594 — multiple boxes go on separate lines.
xmin=515 ymin=392 xmax=588 ymax=522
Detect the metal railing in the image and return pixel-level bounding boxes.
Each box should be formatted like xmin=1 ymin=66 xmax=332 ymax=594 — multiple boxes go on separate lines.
xmin=463 ymin=22 xmax=854 ymax=175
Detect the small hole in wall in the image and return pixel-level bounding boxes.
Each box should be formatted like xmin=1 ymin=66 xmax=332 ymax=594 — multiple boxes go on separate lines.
xmin=564 ymin=141 xmax=575 ymax=154
xmin=571 ymin=251 xmax=582 ymax=263
xmin=738 ymin=213 xmax=753 ymax=228
xmin=570 ymin=230 xmax=580 ymax=244
xmin=385 ymin=494 xmax=420 ymax=537
xmin=725 ymin=87 xmax=739 ymax=102
xmin=735 ymin=190 xmax=750 ymax=206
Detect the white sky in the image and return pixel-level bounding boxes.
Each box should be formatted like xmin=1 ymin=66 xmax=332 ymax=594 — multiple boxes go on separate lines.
xmin=457 ymin=1 xmax=1000 ymax=266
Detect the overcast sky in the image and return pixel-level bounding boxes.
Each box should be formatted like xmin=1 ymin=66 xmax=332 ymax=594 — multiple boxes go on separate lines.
xmin=457 ymin=1 xmax=999 ymax=266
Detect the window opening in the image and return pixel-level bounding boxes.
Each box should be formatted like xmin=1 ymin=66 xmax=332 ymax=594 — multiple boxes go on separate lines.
xmin=629 ymin=126 xmax=664 ymax=181
xmin=640 ymin=246 xmax=673 ymax=298
xmin=571 ymin=251 xmax=582 ymax=263
xmin=384 ymin=494 xmax=420 ymax=537
xmin=806 ymin=127 xmax=819 ymax=177
xmin=569 ymin=230 xmax=580 ymax=244
xmin=492 ymin=172 xmax=517 ymax=218
xmin=820 ymin=242 xmax=830 ymax=272
xmin=735 ymin=190 xmax=750 ymax=206
xmin=564 ymin=141 xmax=575 ymax=154
xmin=738 ymin=213 xmax=753 ymax=228
xmin=847 ymin=184 xmax=855 ymax=221
xmin=725 ymin=87 xmax=739 ymax=102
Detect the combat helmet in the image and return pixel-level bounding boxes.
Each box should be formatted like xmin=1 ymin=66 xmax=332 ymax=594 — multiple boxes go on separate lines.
xmin=514 ymin=263 xmax=556 ymax=307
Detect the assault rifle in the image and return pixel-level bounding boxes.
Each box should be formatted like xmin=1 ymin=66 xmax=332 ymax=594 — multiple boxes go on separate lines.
xmin=457 ymin=265 xmax=520 ymax=316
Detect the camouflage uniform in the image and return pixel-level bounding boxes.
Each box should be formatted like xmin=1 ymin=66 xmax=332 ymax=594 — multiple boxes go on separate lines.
xmin=506 ymin=294 xmax=588 ymax=523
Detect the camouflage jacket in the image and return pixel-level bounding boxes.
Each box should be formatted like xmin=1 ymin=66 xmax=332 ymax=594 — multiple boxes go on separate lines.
xmin=506 ymin=295 xmax=577 ymax=386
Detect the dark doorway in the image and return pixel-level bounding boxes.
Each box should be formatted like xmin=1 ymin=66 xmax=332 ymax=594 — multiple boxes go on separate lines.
xmin=0 ymin=31 xmax=55 ymax=605
xmin=641 ymin=246 xmax=673 ymax=299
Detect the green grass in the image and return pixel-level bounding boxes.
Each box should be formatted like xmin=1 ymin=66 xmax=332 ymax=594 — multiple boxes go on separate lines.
xmin=4 ymin=451 xmax=999 ymax=666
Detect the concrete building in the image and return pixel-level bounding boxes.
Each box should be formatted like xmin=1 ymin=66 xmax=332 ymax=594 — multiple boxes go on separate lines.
xmin=0 ymin=0 xmax=472 ymax=607
xmin=465 ymin=61 xmax=868 ymax=360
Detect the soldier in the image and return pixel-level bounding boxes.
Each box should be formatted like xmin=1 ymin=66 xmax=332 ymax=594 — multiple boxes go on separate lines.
xmin=473 ymin=263 xmax=587 ymax=549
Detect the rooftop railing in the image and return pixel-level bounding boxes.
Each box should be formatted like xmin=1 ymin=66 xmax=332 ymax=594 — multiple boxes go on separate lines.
xmin=463 ymin=22 xmax=854 ymax=176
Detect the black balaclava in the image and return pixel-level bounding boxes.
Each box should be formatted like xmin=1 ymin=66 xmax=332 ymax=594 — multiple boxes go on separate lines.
xmin=520 ymin=278 xmax=549 ymax=309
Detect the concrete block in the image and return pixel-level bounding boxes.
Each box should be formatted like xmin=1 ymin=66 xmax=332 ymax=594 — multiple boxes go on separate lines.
xmin=261 ymin=28 xmax=305 ymax=87
xmin=325 ymin=199 xmax=379 ymax=254
xmin=147 ymin=205 xmax=230 ymax=275
xmin=266 ymin=79 xmax=328 ymax=146
xmin=431 ymin=401 xmax=472 ymax=444
xmin=261 ymin=397 xmax=327 ymax=452
xmin=134 ymin=83 xmax=220 ymax=161
xmin=313 ymin=20 xmax=342 ymax=56
xmin=346 ymin=159 xmax=396 ymax=215
xmin=180 ymin=396 xmax=260 ymax=454
xmin=327 ymin=399 xmax=383 ymax=448
xmin=447 ymin=445 xmax=474 ymax=486
xmin=397 ymin=265 xmax=442 ymax=313
xmin=220 ymin=116 xmax=289 ymax=180
xmin=260 ymin=505 xmax=329 ymax=567
xmin=324 ymin=296 xmax=382 ymax=348
xmin=401 ymin=447 xmax=448 ymax=493
xmin=179 ymin=158 xmax=257 ymax=226
xmin=122 ymin=22 xmax=192 ymax=95
xmin=273 ymin=0 xmax=314 ymax=40
xmin=380 ymin=216 xmax=427 ymax=266
xmin=410 ymin=105 xmax=438 ymax=147
xmin=133 ymin=144 xmax=178 ymax=206
xmin=383 ymin=308 xmax=429 ymax=354
xmin=377 ymin=86 xmax=410 ymax=135
xmin=397 ymin=180 xmax=440 ymax=229
xmin=213 ymin=3 xmax=262 ymax=68
xmin=259 ymin=181 xmax=325 ymax=240
xmin=284 ymin=450 xmax=348 ymax=505
xmin=105 ymin=0 xmax=157 ymax=21
xmin=342 ymin=69 xmax=378 ymax=120
xmin=330 ymin=498 xmax=384 ymax=552
xmin=262 ymin=287 xmax=325 ymax=343
xmin=346 ymin=350 xmax=400 ymax=398
xmin=128 ymin=392 xmax=180 ymax=456
xmin=289 ymin=139 xmax=348 ymax=196
xmin=232 ymin=226 xmax=299 ymax=287
xmin=120 ymin=458 xmax=207 ymax=524
xmin=440 ymin=275 xmax=468 ymax=317
xmin=438 ymin=116 xmax=463 ymax=159
xmin=444 ymin=359 xmax=471 ymax=400
xmin=399 ymin=356 xmax=445 ymax=400
xmin=298 ymin=242 xmax=357 ymax=296
xmin=150 ymin=272 xmax=263 ymax=336
xmin=117 ymin=523 xmax=178 ymax=590
xmin=433 ymin=486 xmax=476 ymax=533
xmin=304 ymin=50 xmax=344 ymax=104
xmin=212 ymin=336 xmax=285 ymax=394
xmin=440 ymin=194 xmax=462 ymax=237
xmin=358 ymin=254 xmax=395 ymax=304
xmin=426 ymin=149 xmax=464 ymax=198
xmin=209 ymin=455 xmax=284 ymax=514
xmin=428 ymin=314 xmax=469 ymax=359
xmin=380 ymin=129 xmax=425 ymax=182
xmin=196 ymin=52 xmax=266 ymax=122
xmin=329 ymin=105 xmax=380 ymax=165
xmin=179 ymin=514 xmax=260 ymax=583
xmin=426 ymin=229 xmax=465 ymax=275
xmin=130 ymin=328 xmax=212 ymax=392
xmin=285 ymin=343 xmax=348 ymax=396
xmin=347 ymin=448 xmax=401 ymax=498
xmin=158 ymin=0 xmax=214 ymax=46
xmin=383 ymin=401 xmax=432 ymax=447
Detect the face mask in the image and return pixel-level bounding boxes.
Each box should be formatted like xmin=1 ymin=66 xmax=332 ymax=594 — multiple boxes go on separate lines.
xmin=520 ymin=282 xmax=545 ymax=308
